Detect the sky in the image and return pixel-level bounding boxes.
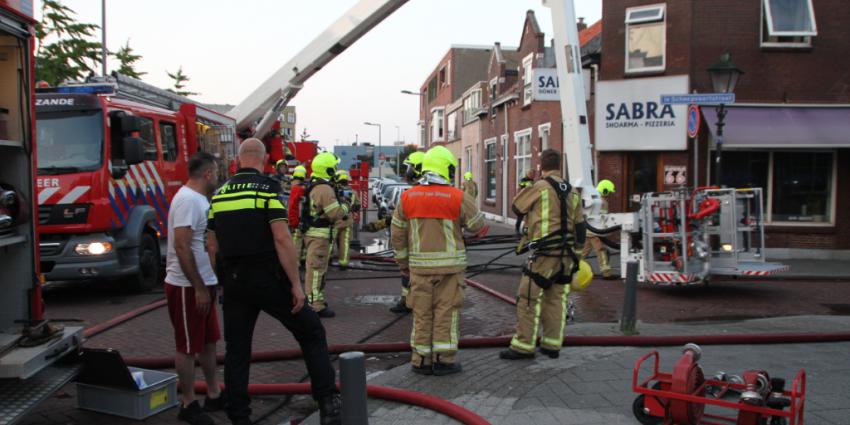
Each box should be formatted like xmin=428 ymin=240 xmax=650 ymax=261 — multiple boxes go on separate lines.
xmin=39 ymin=0 xmax=601 ymax=150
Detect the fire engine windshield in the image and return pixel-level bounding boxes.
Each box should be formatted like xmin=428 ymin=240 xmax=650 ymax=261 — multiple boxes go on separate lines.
xmin=36 ymin=110 xmax=104 ymax=175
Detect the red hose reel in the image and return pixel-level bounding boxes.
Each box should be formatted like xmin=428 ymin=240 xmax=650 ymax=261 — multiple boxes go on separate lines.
xmin=632 ymin=344 xmax=805 ymax=425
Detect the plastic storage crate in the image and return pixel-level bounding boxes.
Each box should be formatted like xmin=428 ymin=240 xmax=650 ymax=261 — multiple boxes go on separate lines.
xmin=75 ymin=348 xmax=179 ymax=420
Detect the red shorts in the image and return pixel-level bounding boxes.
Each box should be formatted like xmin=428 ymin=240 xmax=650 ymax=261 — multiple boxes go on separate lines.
xmin=165 ymin=283 xmax=221 ymax=354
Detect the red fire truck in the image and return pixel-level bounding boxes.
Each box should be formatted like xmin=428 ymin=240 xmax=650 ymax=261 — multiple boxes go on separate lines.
xmin=35 ymin=74 xmax=236 ymax=290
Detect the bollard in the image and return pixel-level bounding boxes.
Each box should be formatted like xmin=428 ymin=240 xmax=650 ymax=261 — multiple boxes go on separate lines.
xmin=620 ymin=261 xmax=639 ymax=335
xmin=340 ymin=351 xmax=369 ymax=425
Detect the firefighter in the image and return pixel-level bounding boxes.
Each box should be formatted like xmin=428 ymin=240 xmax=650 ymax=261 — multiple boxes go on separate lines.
xmin=272 ymin=159 xmax=289 ymax=186
xmin=519 ymin=169 xmax=535 ymax=189
xmin=301 ymin=152 xmax=350 ymax=317
xmin=361 ymin=151 xmax=424 ymax=234
xmin=581 ymin=179 xmax=614 ymax=279
xmin=500 ymin=149 xmax=586 ymax=360
xmin=391 ymin=146 xmax=484 ymax=375
xmin=207 ymin=139 xmax=341 ymax=425
xmin=332 ymin=169 xmax=359 ymax=268
xmin=462 ymin=171 xmax=478 ymax=199
xmin=388 ymin=151 xmax=425 ymax=314
xmin=288 ymin=165 xmax=308 ymax=262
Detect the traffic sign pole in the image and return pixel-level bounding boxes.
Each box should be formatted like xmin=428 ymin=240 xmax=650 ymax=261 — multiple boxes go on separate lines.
xmin=687 ymin=104 xmax=701 ymax=188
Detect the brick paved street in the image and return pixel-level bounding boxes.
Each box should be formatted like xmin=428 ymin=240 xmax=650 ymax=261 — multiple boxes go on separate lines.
xmin=19 ymin=214 xmax=850 ymax=425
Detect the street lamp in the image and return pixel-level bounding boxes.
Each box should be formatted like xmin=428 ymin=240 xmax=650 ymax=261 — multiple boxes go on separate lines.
xmin=706 ymin=52 xmax=743 ymax=187
xmin=364 ymin=122 xmax=382 ymax=179
xmin=402 ymin=90 xmax=427 ymax=147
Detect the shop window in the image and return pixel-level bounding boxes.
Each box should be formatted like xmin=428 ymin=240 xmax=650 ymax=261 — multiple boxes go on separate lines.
xmin=629 ymin=152 xmax=658 ymax=210
xmin=717 ymin=150 xmax=834 ymax=225
xmin=625 ymin=3 xmax=666 ymax=74
xmin=514 ymin=130 xmax=532 ymax=186
xmin=484 ymin=139 xmax=497 ymax=200
xmin=772 ymin=152 xmax=832 ymax=224
xmin=137 ymin=116 xmax=157 ymax=161
xmin=160 ymin=121 xmax=178 ymax=162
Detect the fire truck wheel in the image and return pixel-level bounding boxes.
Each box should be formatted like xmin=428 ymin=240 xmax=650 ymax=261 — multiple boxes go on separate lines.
xmin=130 ymin=232 xmax=161 ymax=292
xmin=632 ymin=395 xmax=662 ymax=425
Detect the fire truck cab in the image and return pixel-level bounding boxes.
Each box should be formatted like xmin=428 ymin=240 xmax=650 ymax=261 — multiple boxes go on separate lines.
xmin=35 ymin=76 xmax=236 ymax=289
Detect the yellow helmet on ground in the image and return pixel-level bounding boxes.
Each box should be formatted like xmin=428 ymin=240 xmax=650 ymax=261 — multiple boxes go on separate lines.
xmin=597 ymin=179 xmax=615 ymax=196
xmin=571 ymin=260 xmax=593 ymax=290
xmin=422 ymin=146 xmax=457 ymax=181
xmin=292 ymin=165 xmax=307 ymax=179
xmin=464 ymin=171 xmax=473 ymax=181
xmin=311 ymin=152 xmax=339 ymax=180
xmin=335 ymin=169 xmax=350 ymax=182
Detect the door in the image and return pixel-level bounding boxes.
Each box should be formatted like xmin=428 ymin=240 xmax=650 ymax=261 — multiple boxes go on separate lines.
xmin=627 ymin=152 xmax=659 ymax=211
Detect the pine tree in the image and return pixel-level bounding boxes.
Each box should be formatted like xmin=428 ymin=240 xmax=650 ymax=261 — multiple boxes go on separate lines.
xmin=113 ymin=40 xmax=146 ymax=79
xmin=35 ymin=0 xmax=102 ymax=85
xmin=166 ymin=66 xmax=198 ymax=97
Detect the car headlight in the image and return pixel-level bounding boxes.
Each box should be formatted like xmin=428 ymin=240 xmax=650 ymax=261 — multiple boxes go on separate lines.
xmin=75 ymin=242 xmax=113 ymax=256
xmin=721 ymin=243 xmax=734 ymax=252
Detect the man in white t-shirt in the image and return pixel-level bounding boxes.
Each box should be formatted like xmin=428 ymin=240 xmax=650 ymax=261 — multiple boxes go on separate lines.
xmin=164 ymin=152 xmax=223 ymax=425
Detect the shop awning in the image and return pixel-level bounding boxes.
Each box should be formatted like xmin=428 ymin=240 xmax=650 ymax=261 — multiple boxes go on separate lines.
xmin=703 ymin=106 xmax=850 ymax=148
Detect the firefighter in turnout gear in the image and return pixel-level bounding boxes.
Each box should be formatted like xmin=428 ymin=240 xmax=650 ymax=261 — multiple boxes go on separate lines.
xmin=332 ymin=169 xmax=359 ymax=268
xmin=389 ymin=151 xmax=425 ymax=313
xmin=302 ymin=152 xmax=350 ymax=317
xmin=500 ymin=149 xmax=586 ymax=360
xmin=391 ymin=146 xmax=485 ymax=375
xmin=581 ymin=179 xmax=614 ymax=279
xmin=207 ymin=139 xmax=341 ymax=425
xmin=288 ymin=165 xmax=308 ymax=262
xmin=461 ymin=171 xmax=477 ymax=199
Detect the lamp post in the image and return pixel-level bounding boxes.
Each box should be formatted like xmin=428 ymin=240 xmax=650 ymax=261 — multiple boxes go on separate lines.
xmin=402 ymin=90 xmax=426 ymax=147
xmin=364 ymin=122 xmax=382 ymax=179
xmin=706 ymin=53 xmax=743 ymax=187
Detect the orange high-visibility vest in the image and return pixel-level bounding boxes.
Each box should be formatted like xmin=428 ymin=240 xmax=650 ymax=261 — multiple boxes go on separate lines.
xmin=401 ymin=185 xmax=463 ymax=220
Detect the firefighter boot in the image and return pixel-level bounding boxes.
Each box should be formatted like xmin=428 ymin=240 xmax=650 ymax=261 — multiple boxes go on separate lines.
xmin=318 ymin=394 xmax=342 ymax=425
xmin=433 ymin=361 xmax=462 ymax=376
xmin=499 ymin=349 xmax=535 ymax=360
xmin=599 ymin=250 xmax=614 ymax=279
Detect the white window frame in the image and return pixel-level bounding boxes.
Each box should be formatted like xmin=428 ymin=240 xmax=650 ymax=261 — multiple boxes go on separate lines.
xmin=760 ymin=0 xmax=813 ymax=48
xmin=490 ymin=77 xmax=499 ymax=101
xmin=514 ymin=128 xmax=533 ymax=187
xmin=624 ymin=3 xmax=667 ymax=75
xmin=763 ymin=0 xmax=817 ymax=37
xmin=522 ymin=53 xmax=534 ymax=106
xmin=430 ymin=107 xmax=445 ymax=142
xmin=463 ymin=89 xmax=482 ymax=123
xmin=538 ymin=123 xmax=551 ymax=151
xmin=447 ymin=111 xmax=457 ymax=140
xmin=484 ymin=138 xmax=498 ymax=201
xmin=465 ymin=146 xmax=472 ymax=172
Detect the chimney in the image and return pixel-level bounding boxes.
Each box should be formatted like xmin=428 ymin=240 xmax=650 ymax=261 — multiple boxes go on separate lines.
xmin=577 ymin=17 xmax=587 ymax=31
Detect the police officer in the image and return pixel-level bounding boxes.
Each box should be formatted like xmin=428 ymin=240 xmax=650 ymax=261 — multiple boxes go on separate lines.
xmin=288 ymin=165 xmax=308 ymax=262
xmin=332 ymin=169 xmax=359 ymax=268
xmin=500 ymin=149 xmax=586 ymax=360
xmin=207 ymin=139 xmax=341 ymax=425
xmin=301 ymin=152 xmax=350 ymax=317
xmin=582 ymin=179 xmax=614 ymax=279
xmin=461 ymin=171 xmax=478 ymax=199
xmin=391 ymin=146 xmax=485 ymax=375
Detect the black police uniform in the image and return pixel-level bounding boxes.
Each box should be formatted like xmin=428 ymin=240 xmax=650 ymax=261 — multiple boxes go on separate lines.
xmin=208 ymin=168 xmax=336 ymax=421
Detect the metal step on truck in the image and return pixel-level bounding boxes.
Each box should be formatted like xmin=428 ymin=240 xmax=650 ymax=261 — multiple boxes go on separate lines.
xmin=35 ymin=73 xmax=237 ymax=290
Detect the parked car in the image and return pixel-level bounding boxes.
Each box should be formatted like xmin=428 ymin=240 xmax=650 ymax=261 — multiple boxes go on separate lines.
xmin=372 ymin=178 xmax=395 ymax=203
xmin=378 ymin=184 xmax=410 ymax=219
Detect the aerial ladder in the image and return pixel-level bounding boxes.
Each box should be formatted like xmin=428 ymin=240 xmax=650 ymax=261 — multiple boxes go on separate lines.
xmin=227 ymin=0 xmax=786 ymax=285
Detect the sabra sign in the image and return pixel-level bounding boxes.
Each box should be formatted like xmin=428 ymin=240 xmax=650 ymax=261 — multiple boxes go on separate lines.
xmin=595 ymin=75 xmax=689 ymax=151
xmin=532 ymin=68 xmax=591 ymax=102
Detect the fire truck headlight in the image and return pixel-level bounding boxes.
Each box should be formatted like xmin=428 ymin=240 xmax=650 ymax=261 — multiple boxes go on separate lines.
xmin=75 ymin=242 xmax=113 ymax=256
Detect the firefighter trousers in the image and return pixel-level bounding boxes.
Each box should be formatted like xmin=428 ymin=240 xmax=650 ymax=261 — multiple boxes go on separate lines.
xmin=409 ymin=272 xmax=464 ymax=366
xmin=335 ymin=225 xmax=352 ymax=266
xmin=304 ymin=235 xmax=331 ymax=312
xmin=581 ymin=235 xmax=611 ymax=277
xmin=510 ymin=254 xmax=571 ymax=354
xmin=292 ymin=228 xmax=305 ymax=262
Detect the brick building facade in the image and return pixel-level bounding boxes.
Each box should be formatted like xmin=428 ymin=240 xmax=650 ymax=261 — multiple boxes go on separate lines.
xmin=597 ymin=0 xmax=850 ymax=257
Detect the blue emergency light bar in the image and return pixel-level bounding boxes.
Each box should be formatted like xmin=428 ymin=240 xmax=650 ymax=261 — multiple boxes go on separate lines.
xmin=37 ymin=83 xmax=117 ymax=96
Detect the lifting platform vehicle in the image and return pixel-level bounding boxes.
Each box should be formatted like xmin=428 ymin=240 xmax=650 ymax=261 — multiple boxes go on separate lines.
xmin=228 ymin=0 xmax=786 ymax=286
